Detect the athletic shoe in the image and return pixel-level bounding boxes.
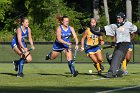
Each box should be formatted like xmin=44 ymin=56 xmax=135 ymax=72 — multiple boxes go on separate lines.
xmin=123 ymin=70 xmax=128 ymax=75
xmin=17 ymin=73 xmax=24 ymax=78
xmin=98 ymin=70 xmax=102 ymax=75
xmin=105 ymin=71 xmax=116 ymax=78
xmin=13 ymin=60 xmax=18 ymax=71
xmin=116 ymin=70 xmax=123 ymax=77
xmin=45 ymin=55 xmax=50 ymax=60
xmin=72 ymin=70 xmax=78 ymax=77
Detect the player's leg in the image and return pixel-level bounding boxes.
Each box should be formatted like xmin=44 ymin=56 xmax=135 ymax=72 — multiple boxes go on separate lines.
xmin=122 ymin=49 xmax=132 ymax=75
xmin=126 ymin=49 xmax=132 ymax=64
xmin=12 ymin=46 xmax=22 ymax=72
xmin=88 ymin=54 xmax=102 ymax=74
xmin=46 ymin=50 xmax=61 ymax=60
xmin=16 ymin=48 xmax=33 ymax=77
xmin=95 ymin=50 xmax=104 ymax=71
xmin=106 ymin=43 xmax=129 ymax=78
xmin=46 ymin=41 xmax=62 ymax=60
xmin=65 ymin=49 xmax=78 ymax=77
xmin=16 ymin=41 xmax=32 ymax=77
xmin=106 ymin=52 xmax=112 ymax=65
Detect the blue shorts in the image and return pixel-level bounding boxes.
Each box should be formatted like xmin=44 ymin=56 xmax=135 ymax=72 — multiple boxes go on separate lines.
xmin=128 ymin=43 xmax=133 ymax=51
xmin=11 ymin=39 xmax=27 ymax=49
xmin=85 ymin=46 xmax=101 ymax=55
xmin=53 ymin=41 xmax=69 ymax=52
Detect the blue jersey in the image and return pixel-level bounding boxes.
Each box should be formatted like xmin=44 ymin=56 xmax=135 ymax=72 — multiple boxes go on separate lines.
xmin=11 ymin=26 xmax=28 ymax=48
xmin=53 ymin=25 xmax=72 ymax=51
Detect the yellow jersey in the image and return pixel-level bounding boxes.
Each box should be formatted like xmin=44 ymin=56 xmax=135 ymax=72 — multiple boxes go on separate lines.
xmin=85 ymin=27 xmax=99 ymax=46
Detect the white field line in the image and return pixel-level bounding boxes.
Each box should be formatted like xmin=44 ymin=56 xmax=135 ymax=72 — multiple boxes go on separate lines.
xmin=96 ymin=85 xmax=140 ymax=93
xmin=88 ymin=78 xmax=109 ymax=81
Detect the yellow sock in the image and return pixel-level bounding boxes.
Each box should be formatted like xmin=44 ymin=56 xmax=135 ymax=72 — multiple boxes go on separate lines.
xmin=122 ymin=59 xmax=127 ymax=71
xmin=96 ymin=63 xmax=101 ymax=71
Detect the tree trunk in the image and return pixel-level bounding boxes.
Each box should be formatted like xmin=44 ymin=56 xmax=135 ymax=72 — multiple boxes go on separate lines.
xmin=103 ymin=0 xmax=110 ymax=24
xmin=93 ymin=0 xmax=100 ymax=22
xmin=138 ymin=0 xmax=140 ymax=22
xmin=126 ymin=0 xmax=132 ymax=22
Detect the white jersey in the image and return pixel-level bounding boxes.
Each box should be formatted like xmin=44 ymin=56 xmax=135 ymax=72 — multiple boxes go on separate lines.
xmin=104 ymin=21 xmax=137 ymax=43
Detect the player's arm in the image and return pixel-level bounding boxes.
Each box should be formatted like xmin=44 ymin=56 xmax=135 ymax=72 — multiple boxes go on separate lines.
xmin=28 ymin=27 xmax=35 ymax=50
xmin=56 ymin=26 xmax=71 ymax=46
xmin=70 ymin=26 xmax=79 ymax=49
xmin=131 ymin=32 xmax=136 ymax=41
xmin=99 ymin=36 xmax=104 ymax=45
xmin=111 ymin=36 xmax=116 ymax=47
xmin=129 ymin=24 xmax=137 ymax=41
xmin=81 ymin=30 xmax=88 ymax=51
xmin=17 ymin=28 xmax=26 ymax=52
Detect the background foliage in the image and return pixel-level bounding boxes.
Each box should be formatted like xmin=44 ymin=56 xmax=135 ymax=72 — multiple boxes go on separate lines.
xmin=0 ymin=0 xmax=140 ymax=41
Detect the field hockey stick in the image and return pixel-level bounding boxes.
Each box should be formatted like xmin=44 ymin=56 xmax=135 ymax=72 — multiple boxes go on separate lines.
xmin=72 ymin=48 xmax=79 ymax=75
xmin=101 ymin=45 xmax=114 ymax=50
xmin=22 ymin=48 xmax=33 ymax=54
xmin=73 ymin=48 xmax=78 ymax=60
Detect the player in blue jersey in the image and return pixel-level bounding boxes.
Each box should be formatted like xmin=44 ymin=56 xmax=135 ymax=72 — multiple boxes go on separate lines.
xmin=11 ymin=17 xmax=35 ymax=78
xmin=45 ymin=16 xmax=79 ymax=77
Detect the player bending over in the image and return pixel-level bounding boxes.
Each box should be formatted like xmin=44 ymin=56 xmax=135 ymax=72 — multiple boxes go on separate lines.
xmin=11 ymin=17 xmax=35 ymax=77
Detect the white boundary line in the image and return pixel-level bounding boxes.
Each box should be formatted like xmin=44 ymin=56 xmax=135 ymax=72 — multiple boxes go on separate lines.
xmin=96 ymin=85 xmax=140 ymax=93
xmin=88 ymin=78 xmax=109 ymax=81
xmin=71 ymin=78 xmax=109 ymax=83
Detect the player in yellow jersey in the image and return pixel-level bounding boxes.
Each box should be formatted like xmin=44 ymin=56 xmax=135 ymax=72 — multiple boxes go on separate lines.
xmin=81 ymin=18 xmax=104 ymax=75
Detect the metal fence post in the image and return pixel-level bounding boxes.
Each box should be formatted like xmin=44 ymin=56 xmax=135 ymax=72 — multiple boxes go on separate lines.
xmin=132 ymin=42 xmax=135 ymax=64
xmin=61 ymin=52 xmax=62 ymax=63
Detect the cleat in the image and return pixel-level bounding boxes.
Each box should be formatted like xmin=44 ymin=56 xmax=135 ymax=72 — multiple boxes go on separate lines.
xmin=45 ymin=55 xmax=50 ymax=60
xmin=98 ymin=70 xmax=102 ymax=75
xmin=105 ymin=72 xmax=116 ymax=78
xmin=72 ymin=70 xmax=78 ymax=77
xmin=123 ymin=70 xmax=128 ymax=75
xmin=116 ymin=70 xmax=123 ymax=77
xmin=17 ymin=73 xmax=24 ymax=78
xmin=13 ymin=60 xmax=18 ymax=71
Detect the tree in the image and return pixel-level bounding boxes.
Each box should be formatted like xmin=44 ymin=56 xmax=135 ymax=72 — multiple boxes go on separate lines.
xmin=138 ymin=0 xmax=140 ymax=22
xmin=126 ymin=0 xmax=132 ymax=21
xmin=93 ymin=0 xmax=100 ymax=21
xmin=103 ymin=0 xmax=110 ymax=24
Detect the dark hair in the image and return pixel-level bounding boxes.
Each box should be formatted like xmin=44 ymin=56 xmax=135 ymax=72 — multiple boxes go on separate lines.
xmin=20 ymin=17 xmax=28 ymax=24
xmin=61 ymin=16 xmax=68 ymax=21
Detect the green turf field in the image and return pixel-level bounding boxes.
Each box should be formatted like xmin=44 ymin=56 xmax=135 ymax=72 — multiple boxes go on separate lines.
xmin=0 ymin=63 xmax=139 ymax=93
xmin=0 ymin=44 xmax=139 ymax=93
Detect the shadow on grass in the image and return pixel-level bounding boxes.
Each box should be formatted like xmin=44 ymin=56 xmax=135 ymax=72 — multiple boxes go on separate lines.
xmin=65 ymin=72 xmax=107 ymax=78
xmin=38 ymin=73 xmax=71 ymax=77
xmin=131 ymin=72 xmax=140 ymax=74
xmin=0 ymin=86 xmax=139 ymax=93
xmin=0 ymin=72 xmax=17 ymax=76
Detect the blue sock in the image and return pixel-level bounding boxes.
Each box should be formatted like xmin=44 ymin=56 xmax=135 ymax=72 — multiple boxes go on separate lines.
xmin=18 ymin=58 xmax=25 ymax=74
xmin=17 ymin=58 xmax=23 ymax=65
xmin=68 ymin=60 xmax=75 ymax=74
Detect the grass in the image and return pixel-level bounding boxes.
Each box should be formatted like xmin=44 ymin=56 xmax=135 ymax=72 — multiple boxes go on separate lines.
xmin=0 ymin=44 xmax=139 ymax=93
xmin=0 ymin=63 xmax=139 ymax=93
